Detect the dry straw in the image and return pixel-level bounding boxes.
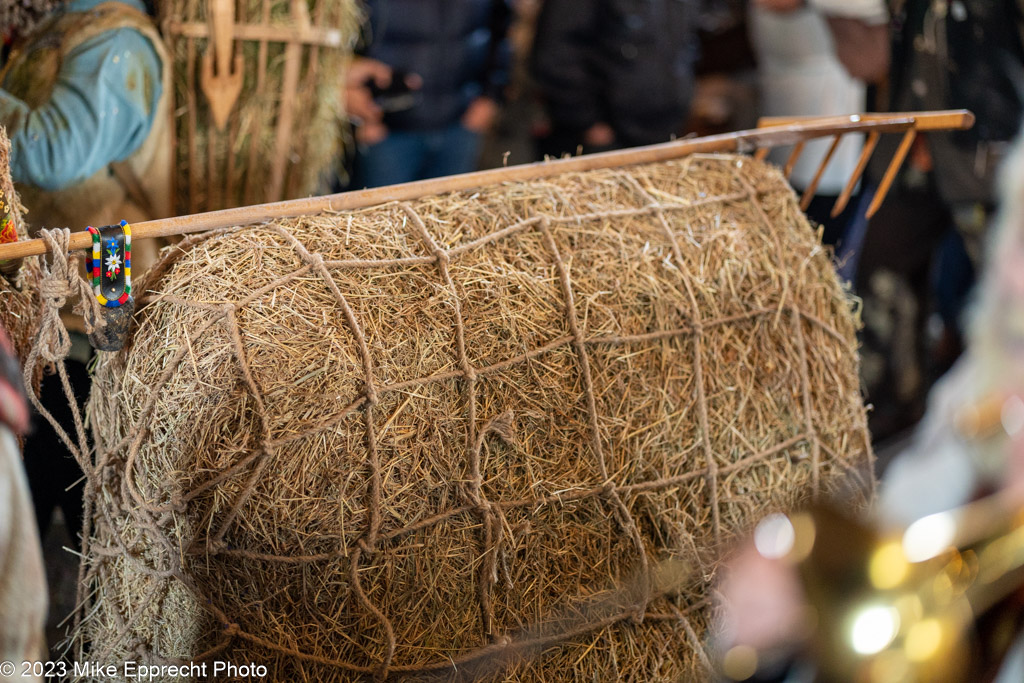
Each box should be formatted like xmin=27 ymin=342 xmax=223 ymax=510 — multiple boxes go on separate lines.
xmin=79 ymin=154 xmax=872 ymax=680
xmin=0 ymin=127 xmax=41 ymax=381
xmin=163 ymin=0 xmax=361 ymax=214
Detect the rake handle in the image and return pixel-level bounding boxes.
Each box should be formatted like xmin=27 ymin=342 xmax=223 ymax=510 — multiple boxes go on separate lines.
xmin=0 ymin=110 xmax=974 ymax=261
xmin=755 ymin=110 xmax=973 ymax=132
xmin=210 ymin=0 xmax=235 ymax=79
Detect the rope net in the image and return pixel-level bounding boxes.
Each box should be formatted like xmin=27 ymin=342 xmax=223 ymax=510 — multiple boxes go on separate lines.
xmin=25 ymin=154 xmax=871 ymax=680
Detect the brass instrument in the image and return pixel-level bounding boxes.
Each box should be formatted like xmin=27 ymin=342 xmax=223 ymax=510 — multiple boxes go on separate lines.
xmin=721 ymin=393 xmax=1024 ymax=682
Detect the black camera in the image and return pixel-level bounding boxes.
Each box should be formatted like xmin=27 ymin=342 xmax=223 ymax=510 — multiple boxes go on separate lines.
xmin=369 ymin=69 xmax=420 ymax=113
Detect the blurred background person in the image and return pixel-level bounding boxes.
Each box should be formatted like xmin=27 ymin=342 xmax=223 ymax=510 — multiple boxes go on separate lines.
xmin=0 ymin=323 xmax=46 ymax=679
xmin=529 ymin=0 xmax=702 ymax=158
xmin=749 ymin=0 xmax=889 ymax=247
xmin=854 ymin=0 xmax=1024 ymax=444
xmin=684 ymin=2 xmax=759 ymax=139
xmin=344 ymin=0 xmax=512 ymax=188
xmin=477 ymin=1 xmax=759 ymax=168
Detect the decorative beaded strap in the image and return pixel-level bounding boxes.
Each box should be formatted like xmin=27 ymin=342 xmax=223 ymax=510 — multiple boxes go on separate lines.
xmin=87 ymin=220 xmax=131 ymax=307
xmin=0 ymin=190 xmax=17 ymax=277
xmin=0 ymin=189 xmax=15 ymax=245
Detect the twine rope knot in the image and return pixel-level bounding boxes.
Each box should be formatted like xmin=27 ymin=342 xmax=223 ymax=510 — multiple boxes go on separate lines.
xmin=34 ymin=228 xmax=105 ymax=363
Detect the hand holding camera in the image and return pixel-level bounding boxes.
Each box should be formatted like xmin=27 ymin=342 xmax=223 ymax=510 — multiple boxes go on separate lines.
xmin=344 ymin=57 xmax=422 ymax=144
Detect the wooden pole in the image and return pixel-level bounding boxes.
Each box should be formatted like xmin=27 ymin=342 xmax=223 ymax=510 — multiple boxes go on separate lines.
xmin=0 ymin=110 xmax=974 ymax=261
xmin=755 ymin=110 xmax=974 ymax=132
xmin=165 ymin=20 xmax=346 ymax=49
xmin=267 ymin=0 xmax=306 ymax=202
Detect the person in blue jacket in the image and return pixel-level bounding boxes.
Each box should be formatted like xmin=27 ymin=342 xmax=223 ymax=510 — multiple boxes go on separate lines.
xmin=0 ymin=0 xmax=170 ymax=552
xmin=1 ymin=0 xmax=170 ymax=234
xmin=344 ymin=0 xmax=512 ymax=188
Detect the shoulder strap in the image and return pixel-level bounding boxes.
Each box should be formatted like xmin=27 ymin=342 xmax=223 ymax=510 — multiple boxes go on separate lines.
xmin=62 ymin=2 xmax=163 ymax=54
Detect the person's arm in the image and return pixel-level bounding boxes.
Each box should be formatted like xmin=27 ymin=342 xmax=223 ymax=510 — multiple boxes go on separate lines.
xmin=811 ymin=0 xmax=890 ymax=83
xmin=825 ymin=15 xmax=890 ymax=83
xmin=754 ymin=0 xmax=890 ymax=83
xmin=529 ymin=0 xmax=604 ymax=134
xmin=481 ymin=0 xmax=513 ymax=104
xmin=344 ymin=57 xmax=395 ymax=144
xmin=0 ymin=27 xmax=162 ymax=191
xmin=462 ymin=0 xmax=513 ymax=134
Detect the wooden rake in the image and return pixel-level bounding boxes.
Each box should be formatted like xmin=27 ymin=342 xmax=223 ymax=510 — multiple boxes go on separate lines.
xmin=198 ymin=0 xmax=244 ymax=131
xmin=755 ymin=113 xmax=938 ymax=220
xmin=0 ymin=109 xmax=974 ymax=261
xmin=167 ymin=0 xmax=335 ymax=208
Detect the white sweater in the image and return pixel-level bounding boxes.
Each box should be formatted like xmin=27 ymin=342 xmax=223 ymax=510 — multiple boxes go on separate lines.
xmin=748 ymin=6 xmax=867 ymax=194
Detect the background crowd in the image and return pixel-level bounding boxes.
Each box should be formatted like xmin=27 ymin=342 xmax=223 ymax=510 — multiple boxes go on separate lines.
xmin=342 ymin=0 xmax=1024 ymax=456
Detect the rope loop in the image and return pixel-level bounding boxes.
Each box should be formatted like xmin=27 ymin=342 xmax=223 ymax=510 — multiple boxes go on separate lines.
xmin=33 ymin=228 xmax=105 ymax=363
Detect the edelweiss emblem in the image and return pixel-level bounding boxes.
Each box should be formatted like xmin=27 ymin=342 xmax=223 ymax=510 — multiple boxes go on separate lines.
xmin=105 ymin=238 xmax=122 ymax=278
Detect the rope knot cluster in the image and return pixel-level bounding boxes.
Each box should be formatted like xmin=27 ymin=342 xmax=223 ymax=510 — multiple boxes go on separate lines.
xmin=37 ymin=230 xmax=102 ymax=358
xmin=21 ymin=229 xmax=107 ymax=504
xmin=38 ymin=276 xmax=71 ymax=307
xmin=31 ymin=228 xmax=106 ymax=363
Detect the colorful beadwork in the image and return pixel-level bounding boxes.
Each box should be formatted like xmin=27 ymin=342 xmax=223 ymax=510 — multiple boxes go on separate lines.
xmin=0 ymin=215 xmax=15 ymax=245
xmin=0 ymin=190 xmax=15 ymax=245
xmin=88 ymin=220 xmax=132 ymax=307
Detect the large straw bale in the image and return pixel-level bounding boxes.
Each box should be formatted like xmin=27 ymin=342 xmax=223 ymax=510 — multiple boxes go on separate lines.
xmin=80 ymin=154 xmax=871 ymax=680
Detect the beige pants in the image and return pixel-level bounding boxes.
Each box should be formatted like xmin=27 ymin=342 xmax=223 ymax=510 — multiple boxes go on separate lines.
xmin=0 ymin=426 xmax=46 ymax=682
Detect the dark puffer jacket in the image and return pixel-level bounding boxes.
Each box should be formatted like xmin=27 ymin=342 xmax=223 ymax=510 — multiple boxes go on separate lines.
xmin=361 ymin=0 xmax=511 ymax=132
xmin=885 ymin=0 xmax=1024 ymax=204
xmin=531 ymin=0 xmax=700 ymax=147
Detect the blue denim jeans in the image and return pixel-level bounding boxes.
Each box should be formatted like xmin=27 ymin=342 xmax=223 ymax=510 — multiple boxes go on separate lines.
xmin=354 ymin=123 xmax=482 ymax=188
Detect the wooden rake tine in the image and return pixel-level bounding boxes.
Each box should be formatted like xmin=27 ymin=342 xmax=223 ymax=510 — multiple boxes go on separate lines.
xmin=830 ymin=130 xmax=882 ymax=218
xmin=752 ymin=143 xmax=806 ymax=173
xmin=799 ymin=135 xmax=842 ymax=212
xmin=782 ymin=141 xmax=806 ymax=179
xmin=865 ymin=127 xmax=918 ymax=219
